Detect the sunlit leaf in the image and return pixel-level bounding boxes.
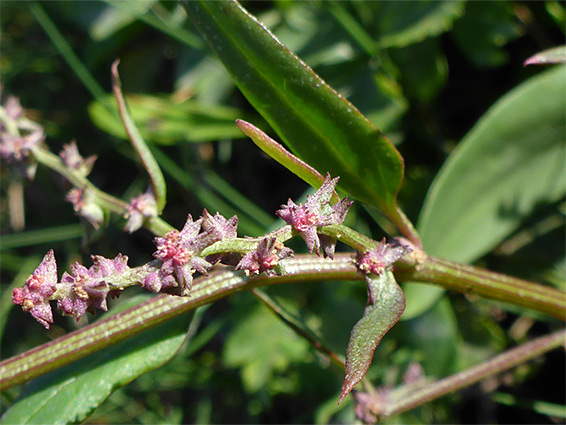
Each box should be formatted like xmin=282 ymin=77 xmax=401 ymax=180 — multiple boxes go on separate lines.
xmin=181 ymin=0 xmax=406 ymax=226
xmin=403 ymin=65 xmax=566 ymax=319
xmin=88 ymin=94 xmax=247 ymax=144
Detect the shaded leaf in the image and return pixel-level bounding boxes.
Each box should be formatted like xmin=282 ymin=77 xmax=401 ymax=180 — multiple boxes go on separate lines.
xmin=403 ymin=65 xmax=566 ymax=319
xmin=88 ymin=94 xmax=247 ymax=144
xmin=1 ymin=299 xmax=192 ymax=425
xmin=390 ymin=38 xmax=448 ymax=103
xmin=181 ymin=0 xmax=405 ymax=225
xmin=371 ymin=1 xmax=464 ymax=48
xmin=90 ymin=0 xmax=156 ymax=41
xmin=223 ymin=304 xmax=309 ymax=392
xmin=451 ymin=1 xmax=521 ymax=68
xmin=340 ymin=272 xmax=405 ymax=403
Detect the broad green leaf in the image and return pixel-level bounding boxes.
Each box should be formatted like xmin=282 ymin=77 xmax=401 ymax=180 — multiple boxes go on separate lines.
xmin=181 ymin=0 xmax=405 ymax=224
xmin=1 ymin=304 xmax=192 ymax=425
xmin=340 ymin=272 xmax=405 ymax=403
xmin=403 ymin=65 xmax=566 ymax=319
xmin=88 ymin=94 xmax=247 ymax=144
xmin=401 ymin=297 xmax=458 ymax=377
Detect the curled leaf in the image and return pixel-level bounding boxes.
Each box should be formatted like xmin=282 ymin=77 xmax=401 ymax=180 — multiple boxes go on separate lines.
xmin=339 ymin=271 xmax=405 ymax=404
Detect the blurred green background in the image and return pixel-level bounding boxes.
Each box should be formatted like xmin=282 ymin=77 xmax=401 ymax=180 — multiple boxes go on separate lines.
xmin=1 ymin=1 xmax=564 ymax=423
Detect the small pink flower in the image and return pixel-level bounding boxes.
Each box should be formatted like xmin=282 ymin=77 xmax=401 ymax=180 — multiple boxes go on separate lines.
xmin=0 ymin=129 xmax=43 ymax=180
xmin=277 ymin=173 xmax=352 ymax=256
xmin=59 ymin=140 xmax=96 ymax=177
xmin=66 ymin=187 xmax=104 ymax=229
xmin=150 ymin=214 xmax=220 ymax=296
xmin=235 ymin=237 xmax=293 ymax=277
xmin=355 ymin=238 xmax=412 ymax=276
xmin=56 ymin=254 xmax=128 ymax=321
xmin=12 ymin=250 xmax=58 ymax=329
xmin=202 ymin=209 xmax=238 ymax=265
xmin=124 ymin=191 xmax=158 ymax=233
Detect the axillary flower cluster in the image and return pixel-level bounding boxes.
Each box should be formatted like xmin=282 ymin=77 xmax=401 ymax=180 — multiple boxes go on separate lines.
xmin=12 ymin=174 xmax=377 ymax=329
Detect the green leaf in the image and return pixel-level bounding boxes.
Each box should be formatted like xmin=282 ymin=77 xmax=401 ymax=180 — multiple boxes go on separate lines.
xmin=223 ymin=303 xmax=309 ymax=393
xmin=390 ymin=38 xmax=448 ymax=103
xmin=402 ymin=297 xmax=459 ymax=377
xmin=371 ymin=1 xmax=464 ymax=48
xmin=451 ymin=1 xmax=521 ymax=68
xmin=403 ymin=65 xmax=566 ymax=319
xmin=181 ymin=0 xmax=405 ymax=225
xmin=0 ymin=224 xmax=83 ymax=250
xmin=340 ymin=272 xmax=405 ymax=403
xmin=88 ymin=93 xmax=247 ymax=144
xmin=90 ymin=0 xmax=156 ymax=41
xmin=1 ymin=304 xmax=192 ymax=425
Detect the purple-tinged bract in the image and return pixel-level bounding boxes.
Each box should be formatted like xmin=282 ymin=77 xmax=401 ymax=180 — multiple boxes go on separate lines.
xmin=59 ymin=140 xmax=97 ymax=177
xmin=12 ymin=250 xmax=58 ymax=329
xmin=355 ymin=238 xmax=412 ymax=276
xmin=276 ymin=173 xmax=352 ymax=256
xmin=235 ymin=237 xmax=293 ymax=277
xmin=151 ymin=214 xmax=219 ymax=296
xmin=124 ymin=191 xmax=158 ymax=233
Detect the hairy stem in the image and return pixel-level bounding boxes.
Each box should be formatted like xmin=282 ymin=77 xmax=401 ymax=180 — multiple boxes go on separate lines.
xmin=398 ymin=255 xmax=566 ymax=321
xmin=3 ymin=249 xmax=564 ymax=390
xmin=0 ymin=255 xmax=357 ymax=390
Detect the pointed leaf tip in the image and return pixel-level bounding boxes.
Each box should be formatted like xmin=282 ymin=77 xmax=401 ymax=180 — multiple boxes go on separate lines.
xmin=339 ymin=272 xmax=405 ymax=404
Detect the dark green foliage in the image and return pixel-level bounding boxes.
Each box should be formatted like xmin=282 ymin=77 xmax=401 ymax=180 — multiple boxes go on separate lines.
xmin=1 ymin=1 xmax=564 ymax=423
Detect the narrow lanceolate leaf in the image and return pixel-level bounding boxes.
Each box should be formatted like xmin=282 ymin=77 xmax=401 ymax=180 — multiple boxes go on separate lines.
xmin=1 ymin=298 xmax=192 ymax=425
xmin=111 ymin=60 xmax=167 ymax=212
xmin=181 ymin=1 xmax=407 ymax=232
xmin=340 ymin=272 xmax=406 ymax=404
xmin=403 ymin=65 xmax=566 ymax=319
xmin=236 ymin=120 xmax=339 ymax=204
xmin=524 ymin=46 xmax=566 ymax=66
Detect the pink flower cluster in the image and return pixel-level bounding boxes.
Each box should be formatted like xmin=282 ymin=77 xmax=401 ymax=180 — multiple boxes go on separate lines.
xmin=0 ymin=95 xmax=45 ymax=180
xmin=142 ymin=210 xmax=239 ymax=296
xmin=277 ymin=174 xmax=352 ymax=257
xmin=355 ymin=238 xmax=412 ymax=277
xmin=12 ymin=250 xmax=129 ymax=329
xmin=235 ymin=236 xmax=293 ymax=277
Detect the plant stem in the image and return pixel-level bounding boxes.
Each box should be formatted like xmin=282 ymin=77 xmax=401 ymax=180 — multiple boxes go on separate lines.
xmin=29 ymin=2 xmax=108 ymax=105
xmin=398 ymin=255 xmax=566 ymax=321
xmin=30 ymin=146 xmax=174 ymax=236
xmin=382 ymin=329 xmax=566 ymax=417
xmin=3 ymin=250 xmax=564 ymax=391
xmin=0 ymin=255 xmax=357 ymax=391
